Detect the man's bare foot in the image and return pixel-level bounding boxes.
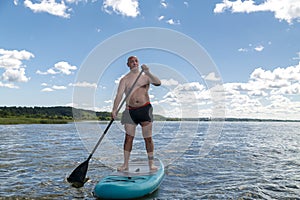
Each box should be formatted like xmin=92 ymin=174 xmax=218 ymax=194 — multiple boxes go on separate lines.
xmin=117 ymin=165 xmax=128 ymax=171
xmin=149 ymin=165 xmax=158 ymax=171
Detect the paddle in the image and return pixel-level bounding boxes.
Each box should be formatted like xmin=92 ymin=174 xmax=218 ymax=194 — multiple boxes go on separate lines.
xmin=67 ymin=68 xmax=144 ymax=188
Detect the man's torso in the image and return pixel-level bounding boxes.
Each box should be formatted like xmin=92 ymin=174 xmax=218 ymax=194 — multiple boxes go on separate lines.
xmin=123 ymin=73 xmax=150 ymax=108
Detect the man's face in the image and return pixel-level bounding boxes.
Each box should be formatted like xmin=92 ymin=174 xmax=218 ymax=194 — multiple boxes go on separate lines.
xmin=127 ymin=57 xmax=139 ymax=69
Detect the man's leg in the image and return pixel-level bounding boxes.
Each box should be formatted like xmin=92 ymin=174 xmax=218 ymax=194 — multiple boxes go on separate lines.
xmin=118 ymin=123 xmax=136 ymax=171
xmin=141 ymin=122 xmax=158 ymax=171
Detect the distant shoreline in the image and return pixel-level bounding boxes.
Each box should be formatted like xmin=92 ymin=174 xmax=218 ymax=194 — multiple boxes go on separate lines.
xmin=0 ymin=106 xmax=299 ymax=124
xmin=0 ymin=117 xmax=71 ymax=125
xmin=1 ymin=118 xmax=299 ymax=125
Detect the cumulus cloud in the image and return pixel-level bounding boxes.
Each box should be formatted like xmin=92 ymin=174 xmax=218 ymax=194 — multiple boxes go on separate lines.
xmin=36 ymin=61 xmax=77 ymax=75
xmin=24 ymin=0 xmax=72 ymax=18
xmin=0 ymin=49 xmax=34 ymax=69
xmin=54 ymin=61 xmax=77 ymax=75
xmin=223 ymin=62 xmax=300 ymax=119
xmin=2 ymin=68 xmax=30 ymax=82
xmin=103 ymin=0 xmax=140 ymax=17
xmin=155 ymin=62 xmax=300 ymax=120
xmin=214 ymin=0 xmax=300 ymax=24
xmin=0 ymin=49 xmax=33 ymax=88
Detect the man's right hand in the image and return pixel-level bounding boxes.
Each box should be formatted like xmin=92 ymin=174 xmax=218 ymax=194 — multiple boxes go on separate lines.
xmin=111 ymin=110 xmax=117 ymax=119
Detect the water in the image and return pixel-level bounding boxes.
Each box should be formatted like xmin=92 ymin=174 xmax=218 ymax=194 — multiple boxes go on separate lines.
xmin=1 ymin=122 xmax=300 ymax=199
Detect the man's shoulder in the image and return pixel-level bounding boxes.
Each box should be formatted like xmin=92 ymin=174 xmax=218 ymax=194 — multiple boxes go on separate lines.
xmin=122 ymin=73 xmax=131 ymax=80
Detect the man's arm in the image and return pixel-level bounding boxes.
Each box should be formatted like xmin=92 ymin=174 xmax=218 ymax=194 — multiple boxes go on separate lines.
xmin=111 ymin=78 xmax=125 ymax=119
xmin=141 ymin=64 xmax=161 ymax=86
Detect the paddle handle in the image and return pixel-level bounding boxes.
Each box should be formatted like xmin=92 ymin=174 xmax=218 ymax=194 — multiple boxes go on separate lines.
xmin=88 ymin=69 xmax=144 ymax=159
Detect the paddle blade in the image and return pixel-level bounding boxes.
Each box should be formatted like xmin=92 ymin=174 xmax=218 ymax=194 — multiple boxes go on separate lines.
xmin=67 ymin=159 xmax=89 ymax=188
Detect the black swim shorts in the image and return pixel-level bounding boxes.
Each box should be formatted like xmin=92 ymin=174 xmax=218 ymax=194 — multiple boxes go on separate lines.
xmin=121 ymin=103 xmax=153 ymax=125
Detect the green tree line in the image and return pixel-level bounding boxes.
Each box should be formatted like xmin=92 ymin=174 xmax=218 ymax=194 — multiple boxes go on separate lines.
xmin=0 ymin=106 xmax=111 ymax=121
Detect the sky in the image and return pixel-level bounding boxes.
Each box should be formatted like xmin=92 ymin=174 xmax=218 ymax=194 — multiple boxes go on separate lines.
xmin=1 ymin=0 xmax=300 ymax=120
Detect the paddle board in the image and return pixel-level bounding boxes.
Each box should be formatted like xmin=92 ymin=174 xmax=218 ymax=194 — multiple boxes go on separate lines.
xmin=93 ymin=158 xmax=164 ymax=199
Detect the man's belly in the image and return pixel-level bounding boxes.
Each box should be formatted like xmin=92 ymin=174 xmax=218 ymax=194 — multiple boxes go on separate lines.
xmin=128 ymin=88 xmax=150 ymax=107
xmin=128 ymin=97 xmax=149 ymax=107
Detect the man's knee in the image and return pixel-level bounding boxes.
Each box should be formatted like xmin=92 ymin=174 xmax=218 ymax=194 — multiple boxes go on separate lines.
xmin=144 ymin=137 xmax=152 ymax=142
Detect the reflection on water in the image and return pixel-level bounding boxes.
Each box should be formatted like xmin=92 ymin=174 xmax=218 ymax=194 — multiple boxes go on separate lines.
xmin=1 ymin=122 xmax=300 ymax=199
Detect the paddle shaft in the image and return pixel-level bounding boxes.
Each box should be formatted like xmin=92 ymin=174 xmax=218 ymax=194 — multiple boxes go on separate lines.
xmin=87 ymin=69 xmax=144 ymax=160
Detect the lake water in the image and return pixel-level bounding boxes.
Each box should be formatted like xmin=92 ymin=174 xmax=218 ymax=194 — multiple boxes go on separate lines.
xmin=1 ymin=121 xmax=300 ymax=199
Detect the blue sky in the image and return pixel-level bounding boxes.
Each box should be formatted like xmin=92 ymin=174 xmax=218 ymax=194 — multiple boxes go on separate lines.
xmin=1 ymin=0 xmax=300 ymax=120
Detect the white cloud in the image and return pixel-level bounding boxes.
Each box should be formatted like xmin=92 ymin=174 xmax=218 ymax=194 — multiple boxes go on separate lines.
xmin=223 ymin=62 xmax=300 ymax=119
xmin=0 ymin=81 xmax=19 ymax=89
xmin=41 ymin=84 xmax=67 ymax=92
xmin=0 ymin=49 xmax=34 ymax=69
xmin=52 ymin=85 xmax=67 ymax=90
xmin=36 ymin=61 xmax=77 ymax=75
xmin=239 ymin=43 xmax=269 ymax=53
xmin=203 ymin=72 xmax=221 ymax=81
xmin=238 ymin=48 xmax=248 ymax=52
xmin=156 ymin=81 xmax=218 ymax=118
xmin=54 ymin=61 xmax=77 ymax=75
xmin=161 ymin=78 xmax=178 ymax=86
xmin=156 ymin=62 xmax=300 ymax=120
xmin=214 ymin=0 xmax=300 ymax=24
xmin=41 ymin=87 xmax=54 ymax=92
xmin=250 ymin=63 xmax=300 ymax=83
xmin=2 ymin=68 xmax=30 ymax=82
xmin=160 ymin=0 xmax=167 ymax=8
xmin=254 ymin=45 xmax=264 ymax=52
xmin=166 ymin=18 xmax=180 ymax=25
xmin=104 ymin=100 xmax=112 ymax=104
xmin=158 ymin=15 xmax=165 ymax=21
xmin=0 ymin=49 xmax=33 ymax=87
xmin=69 ymin=81 xmax=98 ymax=88
xmin=176 ymin=82 xmax=205 ymax=92
xmin=103 ymin=0 xmax=140 ymax=17
xmin=184 ymin=1 xmax=189 ymax=7
xmin=250 ymin=67 xmax=274 ymax=81
xmin=24 ymin=0 xmax=72 ymax=18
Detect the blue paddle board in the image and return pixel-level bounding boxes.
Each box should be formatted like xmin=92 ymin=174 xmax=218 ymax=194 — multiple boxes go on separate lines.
xmin=93 ymin=158 xmax=164 ymax=199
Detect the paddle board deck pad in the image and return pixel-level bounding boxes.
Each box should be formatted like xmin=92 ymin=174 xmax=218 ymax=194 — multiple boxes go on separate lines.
xmin=93 ymin=159 xmax=164 ymax=199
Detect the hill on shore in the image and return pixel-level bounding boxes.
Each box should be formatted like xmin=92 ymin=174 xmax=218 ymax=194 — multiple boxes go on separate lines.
xmin=0 ymin=106 xmax=299 ymax=124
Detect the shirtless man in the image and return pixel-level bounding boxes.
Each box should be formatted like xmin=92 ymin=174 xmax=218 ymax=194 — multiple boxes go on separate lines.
xmin=111 ymin=56 xmax=161 ymax=171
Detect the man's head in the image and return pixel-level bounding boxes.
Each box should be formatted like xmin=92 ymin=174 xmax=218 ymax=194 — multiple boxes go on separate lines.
xmin=127 ymin=56 xmax=139 ymax=70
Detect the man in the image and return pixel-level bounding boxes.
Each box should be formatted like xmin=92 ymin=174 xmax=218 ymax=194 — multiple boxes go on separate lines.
xmin=111 ymin=56 xmax=161 ymax=171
